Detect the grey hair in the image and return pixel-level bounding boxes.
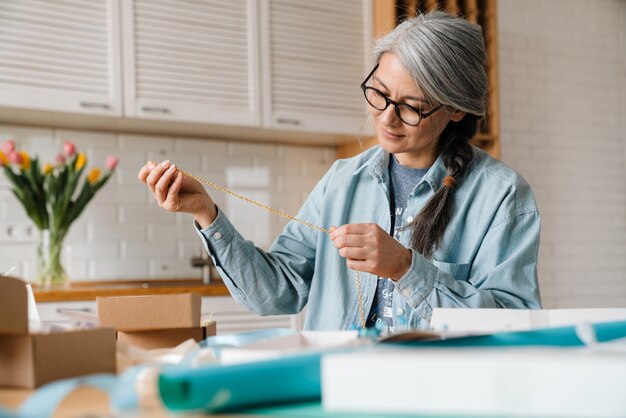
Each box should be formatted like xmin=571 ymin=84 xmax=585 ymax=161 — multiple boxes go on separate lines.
xmin=372 ymin=11 xmax=487 ymax=116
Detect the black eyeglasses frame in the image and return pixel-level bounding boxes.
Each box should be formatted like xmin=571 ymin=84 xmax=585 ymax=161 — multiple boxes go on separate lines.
xmin=360 ymin=64 xmax=443 ymax=126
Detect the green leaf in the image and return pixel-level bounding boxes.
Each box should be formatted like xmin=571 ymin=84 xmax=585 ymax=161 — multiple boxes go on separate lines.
xmin=10 ymin=189 xmax=44 ymax=229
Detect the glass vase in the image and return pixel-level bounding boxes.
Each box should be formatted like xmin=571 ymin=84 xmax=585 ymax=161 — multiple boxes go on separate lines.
xmin=36 ymin=229 xmax=69 ymax=288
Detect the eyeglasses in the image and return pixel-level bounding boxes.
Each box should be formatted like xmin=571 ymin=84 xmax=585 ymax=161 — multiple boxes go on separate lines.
xmin=360 ymin=64 xmax=443 ymax=126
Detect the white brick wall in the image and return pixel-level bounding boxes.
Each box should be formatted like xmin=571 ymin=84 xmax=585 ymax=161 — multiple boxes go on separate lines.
xmin=0 ymin=126 xmax=335 ymax=281
xmin=498 ymin=0 xmax=626 ymax=308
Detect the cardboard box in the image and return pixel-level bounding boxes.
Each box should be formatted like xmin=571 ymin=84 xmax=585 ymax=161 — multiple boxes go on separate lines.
xmin=0 ymin=275 xmax=28 ymax=335
xmin=117 ymin=321 xmax=217 ymax=349
xmin=97 ymin=293 xmax=201 ymax=331
xmin=0 ymin=328 xmax=116 ymax=388
xmin=0 ymin=276 xmax=116 ymax=388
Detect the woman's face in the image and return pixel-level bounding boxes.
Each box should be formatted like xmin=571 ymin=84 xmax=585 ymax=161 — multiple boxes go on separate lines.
xmin=367 ymin=53 xmax=465 ymax=168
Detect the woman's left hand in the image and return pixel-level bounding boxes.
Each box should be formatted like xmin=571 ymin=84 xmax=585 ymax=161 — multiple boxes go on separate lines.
xmin=330 ymin=223 xmax=412 ymax=281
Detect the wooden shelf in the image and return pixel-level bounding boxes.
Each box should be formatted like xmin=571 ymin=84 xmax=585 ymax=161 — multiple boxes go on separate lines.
xmin=33 ymin=279 xmax=231 ymax=302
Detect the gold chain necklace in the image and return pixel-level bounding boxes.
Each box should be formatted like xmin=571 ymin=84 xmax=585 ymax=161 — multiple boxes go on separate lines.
xmin=150 ymin=162 xmax=366 ymax=328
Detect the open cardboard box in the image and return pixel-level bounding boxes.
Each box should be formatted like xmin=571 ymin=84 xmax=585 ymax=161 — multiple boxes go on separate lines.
xmin=0 ymin=276 xmax=116 ymax=388
xmin=97 ymin=293 xmax=216 ymax=349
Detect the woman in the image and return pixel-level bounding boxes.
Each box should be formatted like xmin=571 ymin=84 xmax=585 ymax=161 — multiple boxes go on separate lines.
xmin=138 ymin=11 xmax=541 ymax=332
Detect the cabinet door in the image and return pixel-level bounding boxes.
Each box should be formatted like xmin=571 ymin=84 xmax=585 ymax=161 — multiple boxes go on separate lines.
xmin=0 ymin=0 xmax=123 ymax=116
xmin=261 ymin=0 xmax=373 ymax=135
xmin=202 ymin=296 xmax=301 ymax=334
xmin=122 ymin=0 xmax=261 ymax=127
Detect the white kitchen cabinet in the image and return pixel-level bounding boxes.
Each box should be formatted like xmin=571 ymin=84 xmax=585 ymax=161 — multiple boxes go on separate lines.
xmin=202 ymin=296 xmax=302 ymax=335
xmin=36 ymin=297 xmax=302 ymax=335
xmin=261 ymin=0 xmax=372 ymax=135
xmin=0 ymin=0 xmax=123 ymax=116
xmin=0 ymin=0 xmax=372 ymax=138
xmin=121 ymin=0 xmax=261 ymax=127
xmin=37 ymin=300 xmax=98 ymax=323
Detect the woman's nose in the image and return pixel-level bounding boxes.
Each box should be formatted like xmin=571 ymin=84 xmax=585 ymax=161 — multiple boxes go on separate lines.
xmin=379 ymin=104 xmax=401 ymax=125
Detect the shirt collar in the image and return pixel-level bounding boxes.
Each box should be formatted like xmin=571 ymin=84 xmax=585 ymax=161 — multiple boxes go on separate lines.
xmin=422 ymin=154 xmax=447 ymax=192
xmin=351 ymin=146 xmax=387 ymax=182
xmin=353 ymin=146 xmax=447 ymax=192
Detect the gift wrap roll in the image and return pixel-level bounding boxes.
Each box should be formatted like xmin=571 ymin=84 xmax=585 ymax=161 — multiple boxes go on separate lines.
xmin=158 ymin=352 xmax=322 ymax=412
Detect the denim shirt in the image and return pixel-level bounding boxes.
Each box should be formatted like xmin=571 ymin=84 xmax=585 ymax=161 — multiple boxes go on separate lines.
xmin=196 ymin=145 xmax=542 ymax=330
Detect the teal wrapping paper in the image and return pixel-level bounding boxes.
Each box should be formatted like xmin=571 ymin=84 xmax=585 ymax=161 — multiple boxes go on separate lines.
xmin=159 ymin=351 xmax=323 ymax=412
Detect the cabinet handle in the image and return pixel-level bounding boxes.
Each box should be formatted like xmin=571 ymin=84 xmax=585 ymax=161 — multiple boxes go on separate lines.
xmin=80 ymin=101 xmax=110 ymax=109
xmin=142 ymin=106 xmax=170 ymax=114
xmin=276 ymin=118 xmax=301 ymax=126
xmin=57 ymin=307 xmax=94 ymax=313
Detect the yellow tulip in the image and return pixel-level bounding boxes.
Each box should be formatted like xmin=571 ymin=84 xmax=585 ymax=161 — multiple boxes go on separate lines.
xmin=87 ymin=167 xmax=101 ymax=185
xmin=0 ymin=151 xmax=8 ymax=166
xmin=18 ymin=151 xmax=30 ymax=170
xmin=75 ymin=152 xmax=86 ymax=171
xmin=42 ymin=163 xmax=53 ymax=175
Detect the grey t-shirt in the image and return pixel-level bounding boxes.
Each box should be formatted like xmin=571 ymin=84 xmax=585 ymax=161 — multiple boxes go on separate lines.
xmin=365 ymin=155 xmax=429 ymax=332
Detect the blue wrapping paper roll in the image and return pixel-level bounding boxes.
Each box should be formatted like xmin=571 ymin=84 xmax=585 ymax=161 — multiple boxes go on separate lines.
xmin=158 ymin=351 xmax=323 ymax=412
xmin=410 ymin=319 xmax=626 ymax=348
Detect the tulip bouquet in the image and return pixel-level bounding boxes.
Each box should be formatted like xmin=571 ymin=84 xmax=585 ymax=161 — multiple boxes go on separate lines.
xmin=0 ymin=139 xmax=118 ymax=286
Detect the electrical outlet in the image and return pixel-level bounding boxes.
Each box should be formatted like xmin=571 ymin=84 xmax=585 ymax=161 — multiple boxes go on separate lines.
xmin=0 ymin=223 xmax=38 ymax=243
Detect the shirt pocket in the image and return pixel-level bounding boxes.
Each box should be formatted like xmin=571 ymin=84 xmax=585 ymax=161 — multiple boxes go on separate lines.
xmin=431 ymin=260 xmax=471 ymax=282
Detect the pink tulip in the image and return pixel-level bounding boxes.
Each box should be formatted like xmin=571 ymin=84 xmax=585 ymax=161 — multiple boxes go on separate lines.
xmin=1 ymin=140 xmax=15 ymax=155
xmin=55 ymin=154 xmax=66 ymax=165
xmin=8 ymin=151 xmax=22 ymax=165
xmin=63 ymin=141 xmax=76 ymax=157
xmin=105 ymin=156 xmax=119 ymax=171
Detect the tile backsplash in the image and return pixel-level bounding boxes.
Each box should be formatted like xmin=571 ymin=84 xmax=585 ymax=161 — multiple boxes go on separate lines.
xmin=0 ymin=126 xmax=335 ymax=281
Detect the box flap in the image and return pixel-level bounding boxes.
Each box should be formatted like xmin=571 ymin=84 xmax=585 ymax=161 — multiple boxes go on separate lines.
xmin=0 ymin=276 xmax=29 ymax=334
xmin=0 ymin=334 xmax=34 ymax=387
xmin=97 ymin=293 xmax=201 ymax=331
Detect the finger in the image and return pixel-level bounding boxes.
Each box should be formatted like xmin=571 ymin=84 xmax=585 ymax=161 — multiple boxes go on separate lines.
xmin=137 ymin=162 xmax=155 ymax=183
xmin=330 ymin=223 xmax=370 ymax=239
xmin=154 ymin=164 xmax=177 ymax=204
xmin=330 ymin=224 xmax=353 ymax=239
xmin=331 ymin=233 xmax=364 ymax=249
xmin=164 ymin=172 xmax=184 ymax=210
xmin=338 ymin=247 xmax=367 ymax=260
xmin=146 ymin=160 xmax=170 ymax=192
xmin=345 ymin=259 xmax=370 ymax=274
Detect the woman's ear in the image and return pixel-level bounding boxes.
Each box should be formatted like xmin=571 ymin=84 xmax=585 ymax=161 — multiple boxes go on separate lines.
xmin=450 ymin=110 xmax=466 ymax=122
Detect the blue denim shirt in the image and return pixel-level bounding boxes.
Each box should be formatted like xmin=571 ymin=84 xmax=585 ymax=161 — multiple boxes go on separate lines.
xmin=197 ymin=145 xmax=541 ymax=330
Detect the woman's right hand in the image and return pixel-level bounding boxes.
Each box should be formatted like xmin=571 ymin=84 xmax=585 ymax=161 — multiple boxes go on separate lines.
xmin=138 ymin=160 xmax=217 ymax=228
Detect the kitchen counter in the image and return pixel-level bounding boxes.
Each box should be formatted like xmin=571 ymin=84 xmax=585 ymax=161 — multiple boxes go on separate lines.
xmin=33 ymin=279 xmax=231 ymax=302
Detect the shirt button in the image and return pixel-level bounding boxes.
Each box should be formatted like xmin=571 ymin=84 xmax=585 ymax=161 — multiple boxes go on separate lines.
xmin=402 ymin=289 xmax=411 ymax=298
xmin=213 ymin=232 xmax=222 ymax=240
xmin=406 ymin=216 xmax=414 ymax=223
xmin=396 ymin=308 xmax=405 ymax=316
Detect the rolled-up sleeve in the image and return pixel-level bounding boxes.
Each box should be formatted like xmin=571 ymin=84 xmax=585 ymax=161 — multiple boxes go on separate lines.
xmin=194 ymin=167 xmax=335 ymax=316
